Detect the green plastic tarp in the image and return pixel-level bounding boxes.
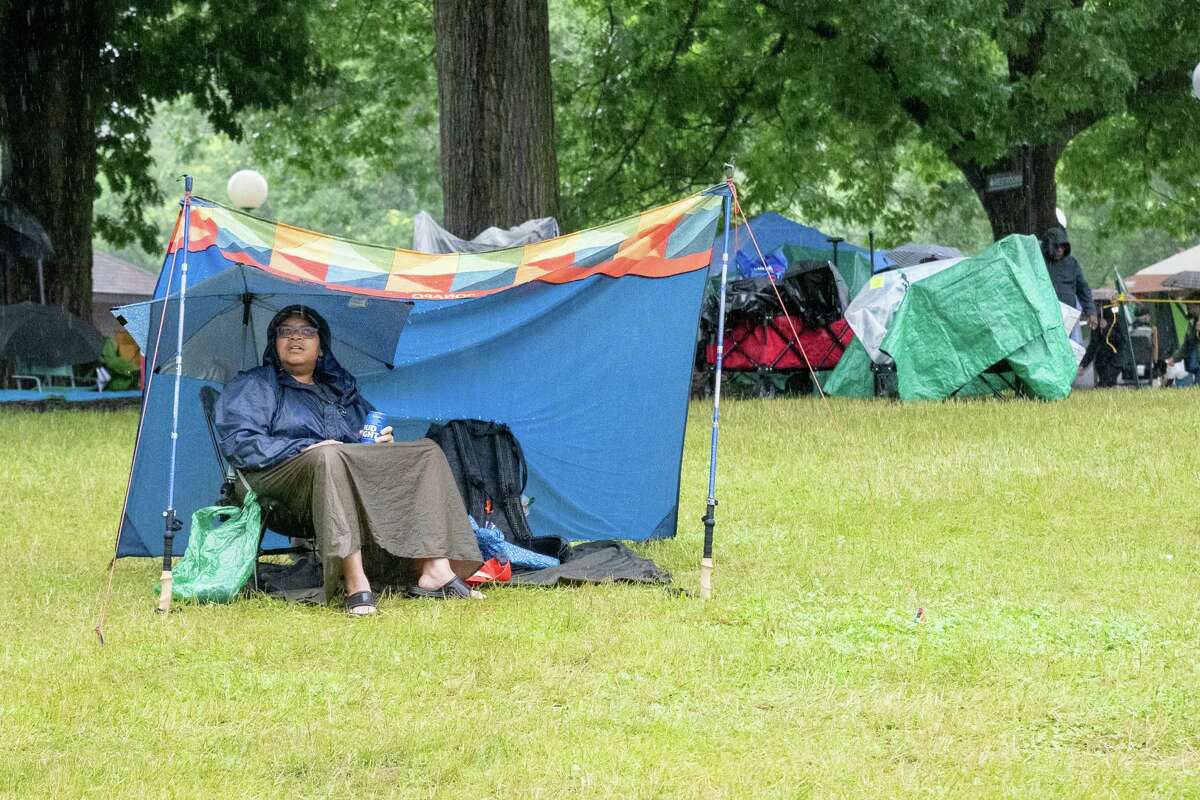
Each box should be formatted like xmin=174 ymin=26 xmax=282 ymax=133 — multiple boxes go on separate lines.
xmin=822 ymin=333 xmax=1018 ymax=399
xmin=780 ymin=243 xmax=875 ymax=300
xmin=825 ymin=235 xmax=1077 ymax=401
xmin=822 ymin=336 xmax=874 ymax=398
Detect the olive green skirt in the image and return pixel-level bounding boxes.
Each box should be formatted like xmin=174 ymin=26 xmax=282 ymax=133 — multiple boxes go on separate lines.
xmin=245 ymin=439 xmax=482 ymax=602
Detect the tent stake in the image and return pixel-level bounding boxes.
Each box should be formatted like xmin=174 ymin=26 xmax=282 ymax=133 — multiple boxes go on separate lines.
xmin=156 ymin=175 xmax=193 ymax=615
xmin=701 ymin=171 xmax=735 ymax=599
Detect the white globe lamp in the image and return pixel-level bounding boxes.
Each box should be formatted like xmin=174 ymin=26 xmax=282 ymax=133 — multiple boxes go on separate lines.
xmin=227 ymin=169 xmax=268 ymax=211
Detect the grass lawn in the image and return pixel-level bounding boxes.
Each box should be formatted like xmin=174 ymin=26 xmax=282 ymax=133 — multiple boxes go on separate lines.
xmin=1 ymin=391 xmax=1198 ymax=798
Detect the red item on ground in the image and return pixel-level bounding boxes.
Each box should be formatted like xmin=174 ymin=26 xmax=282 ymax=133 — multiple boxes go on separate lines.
xmin=707 ymin=316 xmax=852 ymax=371
xmin=466 ymin=558 xmax=513 ymax=587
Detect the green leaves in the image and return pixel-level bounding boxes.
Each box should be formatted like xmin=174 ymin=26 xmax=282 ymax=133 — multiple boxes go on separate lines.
xmin=84 ymin=0 xmax=1200 ymax=256
xmin=553 ymin=0 xmax=1200 ymax=240
xmin=72 ymin=0 xmax=328 ymax=249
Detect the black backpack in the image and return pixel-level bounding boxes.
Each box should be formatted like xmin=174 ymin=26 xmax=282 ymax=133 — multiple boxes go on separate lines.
xmin=425 ymin=419 xmax=537 ymax=544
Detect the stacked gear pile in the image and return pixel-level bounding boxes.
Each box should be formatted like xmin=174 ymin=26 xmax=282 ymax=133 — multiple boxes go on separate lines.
xmin=700 ymin=261 xmax=853 ymax=396
xmin=825 ymin=235 xmax=1078 ymax=401
xmin=698 ymin=212 xmax=887 ymax=396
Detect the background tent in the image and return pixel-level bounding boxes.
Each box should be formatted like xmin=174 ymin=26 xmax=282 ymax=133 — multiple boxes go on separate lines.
xmin=708 ymin=211 xmax=891 ymax=299
xmin=1125 ymin=244 xmax=1200 ymax=293
xmin=92 ymin=251 xmax=156 ymax=335
xmin=116 ymin=190 xmax=725 ymax=558
xmin=826 ymin=235 xmax=1077 ymax=401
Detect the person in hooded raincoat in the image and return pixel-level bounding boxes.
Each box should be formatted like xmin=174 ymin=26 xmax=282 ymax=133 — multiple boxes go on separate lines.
xmin=215 ymin=305 xmax=482 ymax=614
xmin=1080 ymin=302 xmax=1128 ymax=388
xmin=1040 ymin=226 xmax=1095 ymax=344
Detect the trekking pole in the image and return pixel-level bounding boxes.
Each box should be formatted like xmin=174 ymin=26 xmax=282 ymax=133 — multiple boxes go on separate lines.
xmin=156 ymin=175 xmax=193 ymax=614
xmin=701 ymin=167 xmax=735 ymax=600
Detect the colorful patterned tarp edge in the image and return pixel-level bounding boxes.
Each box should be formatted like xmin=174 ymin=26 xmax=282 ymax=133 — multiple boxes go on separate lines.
xmin=167 ymin=189 xmax=726 ymax=300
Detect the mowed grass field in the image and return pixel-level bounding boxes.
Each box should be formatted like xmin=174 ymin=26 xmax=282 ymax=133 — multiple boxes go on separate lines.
xmin=1 ymin=392 xmax=1198 ymax=798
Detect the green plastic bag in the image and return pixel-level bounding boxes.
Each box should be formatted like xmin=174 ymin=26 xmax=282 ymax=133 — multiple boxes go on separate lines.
xmin=160 ymin=490 xmax=262 ymax=603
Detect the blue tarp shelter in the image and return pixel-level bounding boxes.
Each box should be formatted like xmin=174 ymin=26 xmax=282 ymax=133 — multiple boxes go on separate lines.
xmin=114 ymin=189 xmax=726 ymax=558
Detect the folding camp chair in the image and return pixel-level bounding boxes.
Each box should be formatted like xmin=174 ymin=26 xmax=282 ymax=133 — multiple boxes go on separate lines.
xmin=198 ymin=386 xmax=317 ymax=563
xmin=12 ymin=361 xmax=76 ymax=391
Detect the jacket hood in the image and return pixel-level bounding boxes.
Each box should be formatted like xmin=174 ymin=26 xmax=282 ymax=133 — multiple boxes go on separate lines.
xmin=262 ymin=304 xmax=359 ymax=399
xmin=1041 ymin=226 xmax=1071 ymax=259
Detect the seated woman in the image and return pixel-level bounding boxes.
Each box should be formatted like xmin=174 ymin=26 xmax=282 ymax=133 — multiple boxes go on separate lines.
xmin=215 ymin=305 xmax=482 ymax=614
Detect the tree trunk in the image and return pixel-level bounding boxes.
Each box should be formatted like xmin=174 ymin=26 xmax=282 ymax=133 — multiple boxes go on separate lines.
xmin=960 ymin=142 xmax=1065 ymax=241
xmin=0 ymin=1 xmax=101 ymax=318
xmin=433 ymin=0 xmax=560 ymax=240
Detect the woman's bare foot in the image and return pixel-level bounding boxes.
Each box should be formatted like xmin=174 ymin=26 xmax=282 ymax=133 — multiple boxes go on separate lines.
xmin=342 ymin=550 xmax=376 ymax=614
xmin=416 ymin=557 xmax=458 ymax=590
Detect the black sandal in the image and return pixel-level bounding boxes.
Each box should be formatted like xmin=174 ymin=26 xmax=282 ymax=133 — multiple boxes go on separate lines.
xmin=344 ymin=590 xmax=378 ymax=615
xmin=407 ymin=577 xmax=473 ymax=599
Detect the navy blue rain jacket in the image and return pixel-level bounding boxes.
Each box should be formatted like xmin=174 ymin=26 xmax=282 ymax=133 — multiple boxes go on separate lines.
xmin=1040 ymin=226 xmax=1093 ymax=312
xmin=215 ymin=323 xmax=374 ymax=471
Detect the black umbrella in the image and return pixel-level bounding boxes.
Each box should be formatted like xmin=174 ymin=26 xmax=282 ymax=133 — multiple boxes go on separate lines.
xmin=0 ymin=199 xmax=55 ymax=261
xmin=1162 ymin=271 xmax=1200 ymax=291
xmin=885 ymin=242 xmax=963 ymax=268
xmin=0 ymin=302 xmax=104 ymax=364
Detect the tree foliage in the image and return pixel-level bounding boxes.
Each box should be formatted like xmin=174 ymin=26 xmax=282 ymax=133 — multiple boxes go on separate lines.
xmin=59 ymin=0 xmax=324 ymax=250
xmin=84 ymin=0 xmax=1200 ymax=282
xmin=93 ymin=0 xmax=444 ymax=265
xmin=241 ymin=0 xmax=441 ymax=214
xmin=95 ymin=98 xmax=439 ymax=269
xmin=0 ymin=0 xmax=324 ymax=313
xmin=552 ymin=0 xmax=1200 ymax=240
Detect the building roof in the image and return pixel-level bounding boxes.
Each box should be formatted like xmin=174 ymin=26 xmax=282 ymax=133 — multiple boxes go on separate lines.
xmin=93 ymin=251 xmax=156 ymax=297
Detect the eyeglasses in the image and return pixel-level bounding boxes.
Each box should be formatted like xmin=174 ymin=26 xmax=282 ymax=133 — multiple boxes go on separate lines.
xmin=278 ymin=325 xmax=319 ymax=340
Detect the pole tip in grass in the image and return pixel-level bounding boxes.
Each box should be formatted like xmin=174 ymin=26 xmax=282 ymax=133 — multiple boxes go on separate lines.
xmin=700 ymin=557 xmax=713 ymax=599
xmin=156 ymin=573 xmax=173 ymax=615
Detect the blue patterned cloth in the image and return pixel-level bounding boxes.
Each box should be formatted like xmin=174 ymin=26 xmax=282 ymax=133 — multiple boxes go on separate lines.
xmin=469 ymin=516 xmax=560 ymax=569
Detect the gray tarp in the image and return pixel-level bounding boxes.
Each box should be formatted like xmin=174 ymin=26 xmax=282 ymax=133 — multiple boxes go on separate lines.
xmin=843 ymin=258 xmax=962 ymax=361
xmin=412 ymin=211 xmax=560 ymax=254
